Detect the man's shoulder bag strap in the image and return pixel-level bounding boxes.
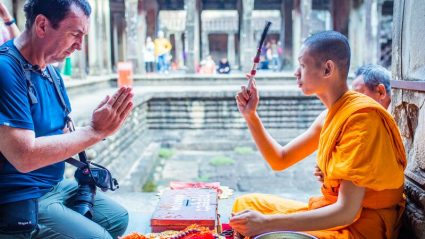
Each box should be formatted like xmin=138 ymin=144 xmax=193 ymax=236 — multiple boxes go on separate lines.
xmin=0 ymin=46 xmax=38 ymax=105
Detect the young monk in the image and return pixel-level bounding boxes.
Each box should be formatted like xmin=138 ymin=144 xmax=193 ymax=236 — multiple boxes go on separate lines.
xmin=230 ymin=31 xmax=406 ymax=239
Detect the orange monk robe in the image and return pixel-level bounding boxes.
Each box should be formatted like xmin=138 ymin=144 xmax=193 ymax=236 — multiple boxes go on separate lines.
xmin=232 ymin=91 xmax=407 ymax=239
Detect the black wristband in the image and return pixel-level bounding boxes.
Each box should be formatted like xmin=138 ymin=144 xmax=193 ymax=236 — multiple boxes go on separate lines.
xmin=4 ymin=19 xmax=15 ymax=26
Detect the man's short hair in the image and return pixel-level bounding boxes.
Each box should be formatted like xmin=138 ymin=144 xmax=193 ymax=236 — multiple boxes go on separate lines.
xmin=303 ymin=30 xmax=351 ymax=78
xmin=24 ymin=0 xmax=91 ymax=30
xmin=355 ymin=64 xmax=391 ymax=94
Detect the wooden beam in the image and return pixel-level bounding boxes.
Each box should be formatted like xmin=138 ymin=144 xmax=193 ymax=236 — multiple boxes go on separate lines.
xmin=391 ymin=80 xmax=425 ymax=92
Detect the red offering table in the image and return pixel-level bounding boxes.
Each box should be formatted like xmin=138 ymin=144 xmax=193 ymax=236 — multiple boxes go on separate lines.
xmin=151 ymin=189 xmax=218 ymax=233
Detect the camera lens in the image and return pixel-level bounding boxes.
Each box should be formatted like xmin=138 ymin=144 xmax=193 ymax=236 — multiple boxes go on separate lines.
xmin=71 ymin=183 xmax=96 ymax=219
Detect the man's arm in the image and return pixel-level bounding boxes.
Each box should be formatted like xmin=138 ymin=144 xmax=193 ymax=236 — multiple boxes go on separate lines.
xmin=0 ymin=86 xmax=133 ymax=173
xmin=230 ymin=180 xmax=365 ymax=236
xmin=236 ymin=77 xmax=325 ymax=170
xmin=0 ymin=3 xmax=20 ymax=38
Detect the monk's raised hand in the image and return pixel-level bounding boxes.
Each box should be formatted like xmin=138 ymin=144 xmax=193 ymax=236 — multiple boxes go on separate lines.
xmin=235 ymin=74 xmax=259 ymax=118
xmin=90 ymin=86 xmax=134 ymax=139
xmin=229 ymin=210 xmax=268 ymax=237
xmin=314 ymin=165 xmax=324 ymax=183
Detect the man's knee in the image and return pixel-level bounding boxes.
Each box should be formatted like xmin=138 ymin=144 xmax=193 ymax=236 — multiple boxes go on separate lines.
xmin=107 ymin=205 xmax=129 ymax=238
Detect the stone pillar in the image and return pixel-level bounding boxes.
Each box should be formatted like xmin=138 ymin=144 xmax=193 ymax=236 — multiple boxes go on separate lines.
xmin=71 ymin=46 xmax=87 ymax=79
xmin=125 ymin=0 xmax=142 ymax=73
xmin=101 ymin=0 xmax=113 ymax=74
xmin=88 ymin=0 xmax=102 ymax=75
xmin=201 ymin=31 xmax=210 ymax=60
xmin=364 ymin=0 xmax=379 ymax=64
xmin=292 ymin=0 xmax=312 ymax=66
xmin=138 ymin=1 xmax=147 ymax=74
xmin=175 ymin=32 xmax=184 ymax=68
xmin=227 ymin=33 xmax=236 ymax=68
xmin=185 ymin=0 xmax=200 ymax=73
xmin=348 ymin=2 xmax=365 ymax=71
xmin=240 ymin=0 xmax=255 ymax=73
xmin=391 ymin=0 xmax=425 ymax=238
xmin=281 ymin=0 xmax=294 ymax=69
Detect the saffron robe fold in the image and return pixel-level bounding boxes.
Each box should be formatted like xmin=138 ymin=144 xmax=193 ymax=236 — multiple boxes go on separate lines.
xmin=232 ymin=91 xmax=407 ymax=239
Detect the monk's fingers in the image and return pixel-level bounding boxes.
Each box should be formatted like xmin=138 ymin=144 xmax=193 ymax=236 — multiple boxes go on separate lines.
xmin=232 ymin=209 xmax=251 ymax=217
xmin=235 ymin=95 xmax=246 ymax=107
xmin=250 ymin=79 xmax=258 ymax=96
xmin=240 ymin=86 xmax=249 ymax=100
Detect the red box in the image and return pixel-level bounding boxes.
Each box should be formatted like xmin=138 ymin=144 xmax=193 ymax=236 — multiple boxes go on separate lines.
xmin=151 ymin=189 xmax=218 ymax=233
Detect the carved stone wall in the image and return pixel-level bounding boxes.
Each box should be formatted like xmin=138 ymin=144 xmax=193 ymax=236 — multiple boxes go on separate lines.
xmin=391 ymin=0 xmax=425 ymax=238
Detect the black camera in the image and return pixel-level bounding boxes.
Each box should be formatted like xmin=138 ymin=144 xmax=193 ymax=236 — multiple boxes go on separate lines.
xmin=71 ymin=162 xmax=119 ymax=219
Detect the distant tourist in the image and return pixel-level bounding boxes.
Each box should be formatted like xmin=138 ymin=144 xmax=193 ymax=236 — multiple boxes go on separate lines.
xmin=270 ymin=39 xmax=280 ymax=71
xmin=0 ymin=2 xmax=20 ymax=45
xmin=144 ymin=36 xmax=155 ymax=73
xmin=199 ymin=55 xmax=216 ymax=74
xmin=217 ymin=58 xmax=230 ymax=74
xmin=154 ymin=30 xmax=172 ymax=74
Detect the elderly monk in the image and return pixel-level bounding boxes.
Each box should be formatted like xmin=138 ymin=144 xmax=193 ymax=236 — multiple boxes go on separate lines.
xmin=230 ymin=31 xmax=406 ymax=239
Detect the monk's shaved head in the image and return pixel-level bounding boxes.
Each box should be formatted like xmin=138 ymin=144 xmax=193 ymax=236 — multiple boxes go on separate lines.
xmin=303 ymin=31 xmax=351 ymax=78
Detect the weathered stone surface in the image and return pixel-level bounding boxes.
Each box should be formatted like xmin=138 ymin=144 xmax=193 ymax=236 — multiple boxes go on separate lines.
xmin=392 ymin=0 xmax=425 ymax=237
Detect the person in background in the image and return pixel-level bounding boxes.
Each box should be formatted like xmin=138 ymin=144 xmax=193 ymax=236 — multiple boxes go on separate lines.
xmin=0 ymin=2 xmax=20 ymax=45
xmin=199 ymin=55 xmax=216 ymax=74
xmin=154 ymin=30 xmax=172 ymax=74
xmin=144 ymin=36 xmax=155 ymax=73
xmin=217 ymin=57 xmax=231 ymax=74
xmin=352 ymin=64 xmax=392 ymax=109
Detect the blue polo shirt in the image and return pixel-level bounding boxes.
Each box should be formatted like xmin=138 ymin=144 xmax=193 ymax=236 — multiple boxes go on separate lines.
xmin=0 ymin=40 xmax=71 ymax=204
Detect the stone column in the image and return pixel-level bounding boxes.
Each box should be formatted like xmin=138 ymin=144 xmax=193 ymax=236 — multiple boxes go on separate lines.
xmin=291 ymin=0 xmax=312 ymax=65
xmin=175 ymin=32 xmax=184 ymax=68
xmin=391 ymin=0 xmax=425 ymax=238
xmin=102 ymin=0 xmax=113 ymax=74
xmin=364 ymin=0 xmax=379 ymax=64
xmin=125 ymin=0 xmax=142 ymax=73
xmin=281 ymin=0 xmax=294 ymax=69
xmin=240 ymin=0 xmax=255 ymax=72
xmin=201 ymin=31 xmax=210 ymax=60
xmin=184 ymin=0 xmax=200 ymax=73
xmin=227 ymin=33 xmax=236 ymax=68
xmin=88 ymin=0 xmax=101 ymax=75
xmin=71 ymin=46 xmax=87 ymax=79
xmin=348 ymin=3 xmax=365 ymax=71
xmin=138 ymin=1 xmax=147 ymax=74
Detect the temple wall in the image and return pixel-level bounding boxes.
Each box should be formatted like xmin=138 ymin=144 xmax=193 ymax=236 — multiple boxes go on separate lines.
xmin=391 ymin=0 xmax=425 ymax=237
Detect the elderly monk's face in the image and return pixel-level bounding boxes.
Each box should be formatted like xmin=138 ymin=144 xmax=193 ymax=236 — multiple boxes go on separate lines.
xmin=294 ymin=47 xmax=324 ymax=95
xmin=352 ymin=75 xmax=379 ymax=101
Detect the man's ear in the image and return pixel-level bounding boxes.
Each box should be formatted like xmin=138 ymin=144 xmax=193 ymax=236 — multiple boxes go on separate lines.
xmin=34 ymin=15 xmax=49 ymax=38
xmin=376 ymin=84 xmax=387 ymax=99
xmin=323 ymin=60 xmax=334 ymax=77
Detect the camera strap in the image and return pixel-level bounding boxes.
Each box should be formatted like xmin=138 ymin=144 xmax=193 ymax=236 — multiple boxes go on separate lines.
xmin=44 ymin=66 xmax=92 ymax=167
xmin=47 ymin=66 xmax=119 ymax=191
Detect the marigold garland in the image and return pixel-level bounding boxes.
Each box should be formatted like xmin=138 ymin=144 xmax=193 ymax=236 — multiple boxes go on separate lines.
xmin=121 ymin=224 xmax=216 ymax=239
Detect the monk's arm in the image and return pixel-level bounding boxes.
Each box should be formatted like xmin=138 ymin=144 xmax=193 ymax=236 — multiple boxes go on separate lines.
xmin=245 ymin=110 xmax=326 ymax=170
xmin=230 ymin=180 xmax=365 ymax=236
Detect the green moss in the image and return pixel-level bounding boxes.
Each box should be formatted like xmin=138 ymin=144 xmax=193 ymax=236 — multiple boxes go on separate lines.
xmin=197 ymin=175 xmax=210 ymax=182
xmin=142 ymin=180 xmax=157 ymax=192
xmin=234 ymin=146 xmax=254 ymax=155
xmin=209 ymin=156 xmax=235 ymax=167
xmin=159 ymin=148 xmax=175 ymax=159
